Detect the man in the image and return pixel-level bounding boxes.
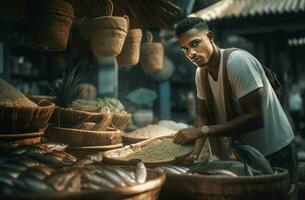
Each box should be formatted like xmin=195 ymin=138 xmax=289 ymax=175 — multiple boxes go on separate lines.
xmin=173 ymin=17 xmax=297 ymax=186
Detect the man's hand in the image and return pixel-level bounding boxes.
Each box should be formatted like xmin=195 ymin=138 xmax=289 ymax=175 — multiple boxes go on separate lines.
xmin=173 ymin=127 xmax=203 ymax=144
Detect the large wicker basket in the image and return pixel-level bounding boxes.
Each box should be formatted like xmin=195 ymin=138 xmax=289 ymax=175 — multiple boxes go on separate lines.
xmin=49 ymin=106 xmax=108 ymax=126
xmin=117 ymin=28 xmax=142 ymax=67
xmin=0 ymin=101 xmax=55 ymax=133
xmin=26 ymin=0 xmax=74 ymax=51
xmin=140 ymin=31 xmax=164 ymax=75
xmin=46 ymin=125 xmax=122 ymax=146
xmin=159 ymin=168 xmax=289 ymax=200
xmin=86 ymin=0 xmax=128 ymax=57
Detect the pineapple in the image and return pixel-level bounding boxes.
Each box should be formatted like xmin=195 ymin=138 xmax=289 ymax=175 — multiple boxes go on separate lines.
xmin=51 ymin=60 xmax=83 ymax=108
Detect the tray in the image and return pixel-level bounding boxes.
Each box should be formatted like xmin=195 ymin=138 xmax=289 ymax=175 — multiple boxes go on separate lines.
xmin=46 ymin=125 xmax=122 ymax=146
xmin=103 ymin=136 xmax=195 ymax=167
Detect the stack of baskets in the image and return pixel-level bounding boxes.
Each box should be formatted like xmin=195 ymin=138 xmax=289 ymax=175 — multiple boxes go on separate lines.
xmin=46 ymin=98 xmax=131 ymax=157
xmin=0 ymin=80 xmax=55 ymax=150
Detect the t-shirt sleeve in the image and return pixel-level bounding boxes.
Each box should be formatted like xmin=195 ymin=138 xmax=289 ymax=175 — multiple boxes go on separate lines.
xmin=227 ymin=50 xmax=263 ymax=99
xmin=195 ymin=67 xmax=205 ymax=100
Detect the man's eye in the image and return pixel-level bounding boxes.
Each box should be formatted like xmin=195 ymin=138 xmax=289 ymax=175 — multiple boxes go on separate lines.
xmin=190 ymin=40 xmax=200 ymax=47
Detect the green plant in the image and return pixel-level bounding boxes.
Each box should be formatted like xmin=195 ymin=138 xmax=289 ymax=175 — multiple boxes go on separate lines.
xmin=51 ymin=60 xmax=83 ymax=108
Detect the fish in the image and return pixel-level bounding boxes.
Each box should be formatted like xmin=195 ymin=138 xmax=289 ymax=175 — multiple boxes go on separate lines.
xmin=0 ymin=167 xmax=21 ymax=178
xmin=167 ymin=165 xmax=189 ymax=174
xmin=198 ymin=169 xmax=238 ymax=177
xmin=63 ymin=171 xmax=81 ymax=192
xmin=230 ymin=143 xmax=273 ymax=175
xmin=82 ymin=169 xmax=116 ymax=189
xmin=95 ymin=166 xmax=128 ymax=187
xmin=189 ymin=160 xmax=257 ymax=176
xmin=16 ymin=175 xmax=54 ymax=192
xmin=25 ymin=152 xmax=71 ymax=168
xmin=0 ymin=174 xmax=17 ymax=186
xmin=103 ymin=165 xmax=137 ymax=186
xmin=19 ymin=166 xmax=53 ymax=180
xmin=0 ymin=184 xmax=20 ymax=195
xmin=35 ymin=143 xmax=68 ymax=153
xmin=1 ymin=160 xmax=28 ymax=171
xmin=30 ymin=166 xmax=55 ymax=176
xmin=45 ymin=169 xmax=79 ymax=191
xmin=156 ymin=166 xmax=183 ymax=175
xmin=82 ymin=182 xmax=102 ymax=190
xmin=135 ymin=162 xmax=147 ymax=184
xmin=11 ymin=156 xmax=44 ymax=168
xmin=46 ymin=151 xmax=77 ymax=163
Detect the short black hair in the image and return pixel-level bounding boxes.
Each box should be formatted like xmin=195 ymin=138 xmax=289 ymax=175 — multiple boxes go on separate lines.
xmin=174 ymin=17 xmax=209 ymax=37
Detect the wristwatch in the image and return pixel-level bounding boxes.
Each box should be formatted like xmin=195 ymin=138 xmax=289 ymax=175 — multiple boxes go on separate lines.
xmin=200 ymin=125 xmax=210 ymax=137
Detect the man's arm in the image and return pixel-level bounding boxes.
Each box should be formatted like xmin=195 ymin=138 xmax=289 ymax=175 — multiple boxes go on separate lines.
xmin=208 ymin=87 xmax=263 ymax=137
xmin=174 ymin=88 xmax=264 ymax=144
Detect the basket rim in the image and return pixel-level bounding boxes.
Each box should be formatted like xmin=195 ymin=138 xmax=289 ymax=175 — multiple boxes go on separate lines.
xmin=0 ymin=168 xmax=165 ymax=198
xmin=0 ymin=131 xmax=44 ymax=138
xmin=54 ymin=106 xmax=105 ymax=116
xmin=165 ymin=167 xmax=289 ymax=183
xmin=0 ymin=101 xmax=55 ymax=109
xmin=48 ymin=125 xmax=121 ymax=134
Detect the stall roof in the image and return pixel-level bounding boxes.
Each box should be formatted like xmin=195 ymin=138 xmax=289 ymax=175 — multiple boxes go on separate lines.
xmin=190 ymin=0 xmax=305 ymax=21
xmin=0 ymin=0 xmax=184 ymax=29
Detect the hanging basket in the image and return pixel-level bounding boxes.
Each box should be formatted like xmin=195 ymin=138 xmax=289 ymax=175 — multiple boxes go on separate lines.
xmin=86 ymin=0 xmax=128 ymax=57
xmin=27 ymin=0 xmax=74 ymax=51
xmin=140 ymin=31 xmax=164 ymax=75
xmin=117 ymin=28 xmax=142 ymax=67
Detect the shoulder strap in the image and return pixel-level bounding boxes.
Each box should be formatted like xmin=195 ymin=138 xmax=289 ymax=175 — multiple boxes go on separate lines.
xmin=200 ymin=67 xmax=216 ymax=125
xmin=222 ymin=48 xmax=239 ymax=121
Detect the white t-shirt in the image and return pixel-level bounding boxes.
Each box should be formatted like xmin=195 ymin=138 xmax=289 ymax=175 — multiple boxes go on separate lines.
xmin=195 ymin=49 xmax=294 ymax=156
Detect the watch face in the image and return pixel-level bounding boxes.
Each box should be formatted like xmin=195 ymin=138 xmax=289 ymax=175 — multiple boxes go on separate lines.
xmin=201 ymin=126 xmax=209 ymax=134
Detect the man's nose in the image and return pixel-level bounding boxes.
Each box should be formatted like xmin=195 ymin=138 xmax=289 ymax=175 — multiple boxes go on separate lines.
xmin=187 ymin=48 xmax=197 ymax=58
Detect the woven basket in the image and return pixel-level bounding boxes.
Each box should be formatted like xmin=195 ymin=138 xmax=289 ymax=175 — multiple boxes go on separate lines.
xmin=140 ymin=31 xmax=164 ymax=75
xmin=117 ymin=28 xmax=142 ymax=67
xmin=49 ymin=106 xmax=108 ymax=126
xmin=159 ymin=168 xmax=289 ymax=200
xmin=27 ymin=0 xmax=74 ymax=51
xmin=46 ymin=125 xmax=122 ymax=146
xmin=111 ymin=112 xmax=132 ymax=130
xmin=86 ymin=0 xmax=128 ymax=57
xmin=0 ymin=136 xmax=41 ymax=149
xmin=0 ymin=101 xmax=55 ymax=133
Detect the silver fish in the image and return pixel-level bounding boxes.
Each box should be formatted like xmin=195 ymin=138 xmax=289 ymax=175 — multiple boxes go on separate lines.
xmin=0 ymin=167 xmax=21 ymax=178
xmin=189 ymin=160 xmax=254 ymax=176
xmin=82 ymin=170 xmax=116 ymax=189
xmin=96 ymin=166 xmax=128 ymax=187
xmin=82 ymin=182 xmax=102 ymax=190
xmin=0 ymin=174 xmax=16 ymax=186
xmin=230 ymin=143 xmax=273 ymax=174
xmin=46 ymin=169 xmax=79 ymax=191
xmin=64 ymin=171 xmax=81 ymax=192
xmin=26 ymin=152 xmax=70 ymax=168
xmin=135 ymin=162 xmax=147 ymax=184
xmin=167 ymin=165 xmax=189 ymax=174
xmin=156 ymin=166 xmax=182 ymax=175
xmin=1 ymin=161 xmax=27 ymax=171
xmin=17 ymin=175 xmax=54 ymax=192
xmin=103 ymin=165 xmax=136 ymax=186
xmin=199 ymin=169 xmax=238 ymax=177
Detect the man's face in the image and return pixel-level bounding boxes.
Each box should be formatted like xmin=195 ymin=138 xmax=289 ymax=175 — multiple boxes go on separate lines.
xmin=178 ymin=28 xmax=214 ymax=68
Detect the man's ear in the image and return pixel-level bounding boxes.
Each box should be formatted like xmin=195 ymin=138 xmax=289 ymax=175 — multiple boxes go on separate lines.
xmin=207 ymin=31 xmax=214 ymax=43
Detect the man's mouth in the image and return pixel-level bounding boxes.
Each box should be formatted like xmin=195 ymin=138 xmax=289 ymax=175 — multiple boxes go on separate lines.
xmin=192 ymin=57 xmax=201 ymax=63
